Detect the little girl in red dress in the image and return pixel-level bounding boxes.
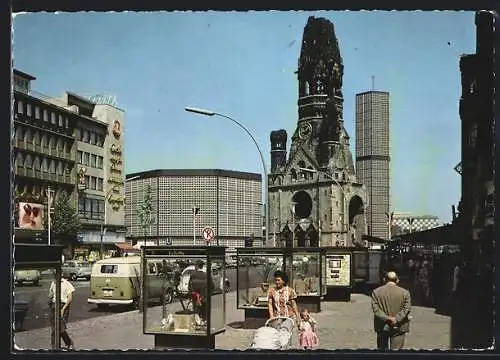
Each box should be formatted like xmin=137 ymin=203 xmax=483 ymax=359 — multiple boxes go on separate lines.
xmin=298 ymin=308 xmax=319 ymax=350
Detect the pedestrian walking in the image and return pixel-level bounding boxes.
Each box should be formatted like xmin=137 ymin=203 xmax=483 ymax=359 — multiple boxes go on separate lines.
xmin=298 ymin=308 xmax=319 ymax=350
xmin=371 ymin=271 xmax=412 ymax=350
xmin=48 ymin=277 xmax=75 ymax=350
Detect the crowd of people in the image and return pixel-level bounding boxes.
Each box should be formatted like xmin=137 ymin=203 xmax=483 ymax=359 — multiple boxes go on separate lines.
xmin=387 ymin=247 xmax=462 ymax=314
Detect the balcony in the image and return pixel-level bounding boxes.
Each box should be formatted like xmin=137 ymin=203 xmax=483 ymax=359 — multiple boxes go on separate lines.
xmin=15 ymin=166 xmax=76 ymax=185
xmin=14 ymin=139 xmax=76 ymax=162
xmin=14 ymin=114 xmax=75 ymax=139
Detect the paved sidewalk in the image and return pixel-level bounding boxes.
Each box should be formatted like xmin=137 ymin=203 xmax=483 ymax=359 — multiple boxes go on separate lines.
xmin=13 ymin=292 xmax=451 ymax=351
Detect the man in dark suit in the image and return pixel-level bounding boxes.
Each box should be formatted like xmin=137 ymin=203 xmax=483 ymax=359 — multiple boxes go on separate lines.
xmin=371 ymin=271 xmax=412 ymax=350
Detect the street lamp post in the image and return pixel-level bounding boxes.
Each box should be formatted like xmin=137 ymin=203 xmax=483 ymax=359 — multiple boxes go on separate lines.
xmin=299 ymin=167 xmax=348 ymax=246
xmin=192 ymin=206 xmax=200 ymax=245
xmin=185 ymin=107 xmax=271 ymax=247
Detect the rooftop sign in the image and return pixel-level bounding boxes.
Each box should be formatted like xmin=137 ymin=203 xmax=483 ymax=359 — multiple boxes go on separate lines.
xmin=87 ymin=94 xmax=117 ymax=106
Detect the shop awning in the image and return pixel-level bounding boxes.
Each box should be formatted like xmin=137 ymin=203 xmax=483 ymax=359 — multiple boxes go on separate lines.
xmin=114 ymin=243 xmax=140 ymax=252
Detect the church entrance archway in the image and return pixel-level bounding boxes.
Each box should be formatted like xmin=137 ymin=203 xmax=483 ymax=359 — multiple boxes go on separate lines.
xmin=292 ymin=191 xmax=313 ymax=219
xmin=348 ymin=195 xmax=366 ymax=246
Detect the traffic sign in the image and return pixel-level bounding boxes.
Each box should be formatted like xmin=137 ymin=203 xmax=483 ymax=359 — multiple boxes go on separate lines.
xmin=202 ymin=227 xmax=215 ymax=242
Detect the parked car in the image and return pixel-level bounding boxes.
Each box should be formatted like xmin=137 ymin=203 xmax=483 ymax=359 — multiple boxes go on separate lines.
xmin=14 ymin=298 xmax=29 ymax=331
xmin=62 ymin=260 xmax=92 ymax=281
xmin=14 ymin=270 xmax=41 ymax=286
xmin=177 ymin=264 xmax=230 ymax=296
xmin=88 ymin=256 xmax=177 ymax=309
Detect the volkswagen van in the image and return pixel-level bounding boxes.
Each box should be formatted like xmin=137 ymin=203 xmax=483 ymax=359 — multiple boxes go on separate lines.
xmin=87 ymin=256 xmax=176 ymax=309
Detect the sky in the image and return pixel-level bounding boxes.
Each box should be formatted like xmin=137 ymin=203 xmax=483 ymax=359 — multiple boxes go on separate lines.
xmin=12 ymin=11 xmax=477 ymax=224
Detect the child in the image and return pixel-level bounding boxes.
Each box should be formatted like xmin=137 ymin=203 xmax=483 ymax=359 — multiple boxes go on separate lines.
xmin=298 ymin=308 xmax=319 ymax=350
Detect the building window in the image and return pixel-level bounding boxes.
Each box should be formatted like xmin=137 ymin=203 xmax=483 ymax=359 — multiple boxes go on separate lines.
xmin=78 ymin=198 xmax=85 ymax=215
xmin=64 ymin=116 xmax=69 ymax=129
xmin=82 ymin=129 xmax=89 ymax=143
xmin=41 ymin=158 xmax=48 ymax=172
xmin=90 ymin=132 xmax=96 ymax=145
xmin=33 ymin=131 xmax=41 ymax=146
xmin=91 ymin=176 xmax=97 ymax=190
xmin=33 ymin=156 xmax=40 ymax=171
xmin=35 ymin=106 xmax=40 ymax=119
xmin=97 ymin=156 xmax=103 ymax=169
xmin=17 ymin=100 xmax=23 ymax=114
xmin=26 ymin=103 xmax=32 ymax=116
xmin=77 ymin=151 xmax=83 ymax=164
xmin=78 ymin=197 xmax=104 ymax=220
xmin=24 ymin=155 xmax=32 ymax=169
xmin=25 ymin=129 xmax=32 ymax=143
xmin=50 ymin=112 xmax=56 ymax=124
xmin=49 ymin=160 xmax=56 ymax=174
xmin=97 ymin=178 xmax=103 ymax=191
xmin=96 ymin=134 xmax=104 ymax=147
xmin=16 ymin=127 xmax=24 ymax=141
xmin=43 ymin=109 xmax=48 ymax=122
xmin=90 ymin=154 xmax=97 ymax=168
xmin=57 ymin=161 xmax=64 ymax=175
xmin=58 ymin=114 xmax=63 ymax=127
xmin=91 ymin=199 xmax=100 ymax=219
xmin=83 ymin=152 xmax=90 ymax=166
xmin=50 ymin=136 xmax=56 ymax=149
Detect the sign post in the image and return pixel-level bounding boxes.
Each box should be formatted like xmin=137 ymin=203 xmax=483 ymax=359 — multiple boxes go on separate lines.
xmin=201 ymin=226 xmax=215 ymax=246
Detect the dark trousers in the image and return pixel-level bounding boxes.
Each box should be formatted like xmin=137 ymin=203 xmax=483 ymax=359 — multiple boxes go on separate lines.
xmin=49 ymin=304 xmax=73 ymax=348
xmin=376 ymin=331 xmax=406 ymax=350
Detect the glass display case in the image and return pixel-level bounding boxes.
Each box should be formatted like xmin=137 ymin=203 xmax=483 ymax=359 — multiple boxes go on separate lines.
xmin=288 ymin=247 xmax=325 ymax=313
xmin=236 ymin=248 xmax=284 ymax=310
xmin=13 ymin=244 xmax=64 ymax=351
xmin=236 ymin=248 xmax=284 ymax=328
xmin=141 ymin=246 xmax=226 ymax=349
xmin=323 ymin=247 xmax=354 ymax=301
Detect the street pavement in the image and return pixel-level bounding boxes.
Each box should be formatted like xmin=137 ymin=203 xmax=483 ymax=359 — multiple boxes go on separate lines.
xmin=14 ymin=266 xmax=260 ymax=331
xmin=14 ymin=290 xmax=452 ymax=351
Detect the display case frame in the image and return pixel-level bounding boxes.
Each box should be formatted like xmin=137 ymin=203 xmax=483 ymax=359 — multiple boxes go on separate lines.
xmin=323 ymin=246 xmax=355 ymax=301
xmin=13 ymin=244 xmax=64 ymax=350
xmin=288 ymin=247 xmax=325 ymax=313
xmin=236 ymin=247 xmax=326 ymax=320
xmin=141 ymin=246 xmax=226 ymax=349
xmin=236 ymin=248 xmax=285 ymax=328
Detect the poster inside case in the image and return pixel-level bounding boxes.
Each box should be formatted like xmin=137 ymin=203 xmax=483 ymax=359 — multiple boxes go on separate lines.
xmin=142 ymin=247 xmax=226 ymax=336
xmin=325 ymin=253 xmax=351 ymax=287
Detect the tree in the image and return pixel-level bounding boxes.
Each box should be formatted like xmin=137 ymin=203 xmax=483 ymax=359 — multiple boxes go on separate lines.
xmin=49 ymin=191 xmax=80 ymax=246
xmin=137 ymin=184 xmax=155 ymax=246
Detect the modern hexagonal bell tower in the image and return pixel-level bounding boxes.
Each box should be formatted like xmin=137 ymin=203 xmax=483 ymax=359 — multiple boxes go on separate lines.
xmin=268 ymin=16 xmax=368 ymax=248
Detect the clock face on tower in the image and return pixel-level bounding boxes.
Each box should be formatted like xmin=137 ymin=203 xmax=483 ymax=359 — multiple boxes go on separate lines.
xmin=298 ymin=122 xmax=312 ymax=140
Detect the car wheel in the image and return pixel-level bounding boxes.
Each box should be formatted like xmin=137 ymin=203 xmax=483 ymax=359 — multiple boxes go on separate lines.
xmin=70 ymin=274 xmax=77 ymax=281
xmin=85 ymin=276 xmax=91 ymax=281
xmin=163 ymin=289 xmax=174 ymax=304
xmin=132 ymin=298 xmax=140 ymax=310
xmin=96 ymin=304 xmax=108 ymax=310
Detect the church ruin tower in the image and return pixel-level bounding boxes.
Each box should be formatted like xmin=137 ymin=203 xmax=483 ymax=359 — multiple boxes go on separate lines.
xmin=268 ymin=16 xmax=368 ymax=248
xmin=270 ymin=130 xmax=288 ymax=173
